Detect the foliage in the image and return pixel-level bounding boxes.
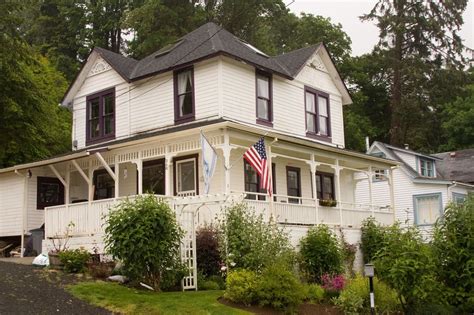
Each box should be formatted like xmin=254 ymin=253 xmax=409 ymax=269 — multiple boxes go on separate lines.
xmin=321 ymin=274 xmax=346 ymax=292
xmin=432 ymin=196 xmax=474 ymax=312
xmin=302 ymin=283 xmax=325 ymax=304
xmin=224 ymin=269 xmax=258 ymax=306
xmin=334 ymin=275 xmax=400 ymax=315
xmin=196 ymin=225 xmax=221 ymax=277
xmin=69 ymin=282 xmax=248 ymax=315
xmin=299 ymin=225 xmax=343 ymax=283
xmin=58 ymin=248 xmax=91 ymax=273
xmin=339 ymin=229 xmax=357 ymax=276
xmin=360 ymin=216 xmax=385 ymax=264
xmin=218 ymin=203 xmax=294 ymax=272
xmin=198 ymin=272 xmax=225 ymax=291
xmin=253 ymin=263 xmax=305 ymax=313
xmin=104 ymin=195 xmax=184 ymax=290
xmin=374 ymin=224 xmax=447 ymax=313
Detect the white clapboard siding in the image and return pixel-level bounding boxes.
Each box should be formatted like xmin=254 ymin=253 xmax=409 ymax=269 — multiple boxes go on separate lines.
xmin=395 ymin=151 xmax=419 ymax=171
xmin=0 ymin=173 xmax=24 ymax=236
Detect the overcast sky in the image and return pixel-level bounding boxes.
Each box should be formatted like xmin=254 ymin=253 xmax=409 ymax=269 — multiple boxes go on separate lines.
xmin=286 ymin=0 xmax=474 ymax=57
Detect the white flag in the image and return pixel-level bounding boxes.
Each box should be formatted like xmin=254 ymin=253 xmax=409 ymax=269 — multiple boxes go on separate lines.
xmin=200 ymin=131 xmax=217 ymax=194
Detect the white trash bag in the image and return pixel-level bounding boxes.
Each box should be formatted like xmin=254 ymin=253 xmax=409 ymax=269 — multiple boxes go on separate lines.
xmin=32 ymin=253 xmax=49 ymax=267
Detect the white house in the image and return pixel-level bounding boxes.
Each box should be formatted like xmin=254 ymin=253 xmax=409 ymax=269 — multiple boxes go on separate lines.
xmin=356 ymin=142 xmax=473 ymax=235
xmin=0 ymin=23 xmax=398 ymax=264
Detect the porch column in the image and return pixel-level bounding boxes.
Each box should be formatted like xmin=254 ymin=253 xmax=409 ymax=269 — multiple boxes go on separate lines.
xmin=222 ymin=131 xmax=232 ymax=195
xmin=306 ymin=155 xmax=319 ymax=224
xmin=335 ymin=160 xmax=342 ymax=226
xmin=88 ymin=161 xmax=94 ymax=204
xmin=368 ymin=166 xmax=374 ymax=216
xmin=165 ymin=154 xmax=174 ymax=196
xmin=137 ymin=159 xmax=143 ymax=195
xmin=65 ymin=165 xmax=70 ymax=205
xmin=114 ymin=157 xmax=119 ymax=199
xmin=388 ymin=167 xmax=396 ymax=219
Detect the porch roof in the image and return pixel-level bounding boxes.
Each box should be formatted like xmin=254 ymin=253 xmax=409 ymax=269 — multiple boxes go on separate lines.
xmin=0 ymin=118 xmax=398 ymax=174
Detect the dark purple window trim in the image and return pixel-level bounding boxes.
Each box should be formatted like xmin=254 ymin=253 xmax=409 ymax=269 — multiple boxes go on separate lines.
xmin=304 ymin=86 xmax=331 ymax=142
xmin=255 ymin=69 xmax=273 ymax=127
xmin=173 ymin=154 xmax=199 ymax=196
xmin=316 ymin=171 xmax=335 ymax=200
xmin=286 ymin=166 xmax=301 ymax=203
xmin=86 ymin=88 xmax=116 ymax=146
xmin=37 ymin=177 xmax=65 ymax=210
xmin=174 ymin=67 xmax=195 ymax=125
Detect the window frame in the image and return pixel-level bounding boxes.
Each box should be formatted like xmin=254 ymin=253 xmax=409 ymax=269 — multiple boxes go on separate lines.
xmin=173 ymin=154 xmax=199 ymax=196
xmin=243 ymin=159 xmax=266 ymax=200
xmin=173 ymin=67 xmax=195 ymax=124
xmin=86 ymin=88 xmax=116 ymax=145
xmin=452 ymin=192 xmax=467 ymax=205
xmin=418 ymin=157 xmax=435 ymax=177
xmin=142 ymin=158 xmax=166 ymax=195
xmin=373 ymin=169 xmax=388 ymax=182
xmin=315 ymin=171 xmax=335 ymax=200
xmin=304 ymin=86 xmax=331 ymax=141
xmin=413 ymin=192 xmax=443 ymax=226
xmin=93 ymin=168 xmax=115 ymax=200
xmin=255 ymin=69 xmax=273 ymax=127
xmin=37 ymin=177 xmax=65 ymax=210
xmin=286 ymin=166 xmax=301 ymax=204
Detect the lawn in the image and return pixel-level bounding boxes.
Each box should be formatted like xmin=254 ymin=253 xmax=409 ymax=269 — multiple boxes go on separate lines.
xmin=68 ymin=281 xmax=251 ymax=315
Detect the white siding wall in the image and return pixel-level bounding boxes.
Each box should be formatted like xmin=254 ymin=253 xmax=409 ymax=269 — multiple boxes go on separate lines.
xmin=0 ymin=173 xmax=24 ymax=236
xmin=394 ymin=151 xmax=418 ymax=171
xmin=221 ymin=55 xmax=345 ymax=147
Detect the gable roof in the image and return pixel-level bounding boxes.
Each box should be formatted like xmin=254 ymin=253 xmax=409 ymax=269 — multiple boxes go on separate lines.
xmin=63 ymin=22 xmax=351 ymax=105
xmin=432 ymin=148 xmax=474 ymax=184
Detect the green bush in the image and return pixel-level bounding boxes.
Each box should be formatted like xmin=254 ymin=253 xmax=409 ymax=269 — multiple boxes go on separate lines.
xmin=374 ymin=224 xmax=446 ymax=313
xmin=303 ymin=283 xmax=325 ymax=303
xmin=218 ymin=203 xmax=294 ymax=272
xmin=198 ymin=272 xmax=225 ymax=290
xmin=104 ymin=195 xmax=184 ymax=290
xmin=433 ymin=196 xmax=474 ymax=313
xmin=196 ymin=225 xmax=221 ymax=277
xmin=254 ymin=263 xmax=305 ymax=313
xmin=334 ymin=275 xmax=400 ymax=314
xmin=58 ymin=248 xmax=90 ymax=273
xmin=360 ymin=216 xmax=385 ymax=264
xmin=224 ymin=269 xmax=258 ymax=305
xmin=299 ymin=225 xmax=343 ymax=283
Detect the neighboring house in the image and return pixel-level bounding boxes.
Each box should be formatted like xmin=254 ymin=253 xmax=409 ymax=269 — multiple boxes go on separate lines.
xmin=356 ymin=142 xmax=473 ymax=235
xmin=0 ymin=23 xmax=397 ymax=262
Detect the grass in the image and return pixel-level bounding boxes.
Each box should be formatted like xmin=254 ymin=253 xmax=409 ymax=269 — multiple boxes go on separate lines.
xmin=68 ymin=281 xmax=251 ymax=315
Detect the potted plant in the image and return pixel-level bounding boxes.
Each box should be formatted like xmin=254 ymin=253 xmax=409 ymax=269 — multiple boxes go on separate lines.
xmin=48 ymin=222 xmax=74 ymax=268
xmin=319 ymin=199 xmax=337 ymax=207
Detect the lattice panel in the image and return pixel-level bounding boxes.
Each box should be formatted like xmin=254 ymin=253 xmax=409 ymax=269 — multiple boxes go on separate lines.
xmin=180 ymin=210 xmax=197 ymax=290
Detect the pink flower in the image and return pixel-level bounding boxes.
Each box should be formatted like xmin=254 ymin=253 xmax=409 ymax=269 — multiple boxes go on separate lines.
xmin=321 ymin=273 xmax=346 ymax=292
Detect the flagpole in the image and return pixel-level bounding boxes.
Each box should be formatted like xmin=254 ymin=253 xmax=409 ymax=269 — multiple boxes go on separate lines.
xmin=268 ymin=138 xmax=278 ymax=220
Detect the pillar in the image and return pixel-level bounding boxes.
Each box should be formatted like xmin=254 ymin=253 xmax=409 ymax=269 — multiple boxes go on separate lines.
xmin=368 ymin=166 xmax=374 ymax=216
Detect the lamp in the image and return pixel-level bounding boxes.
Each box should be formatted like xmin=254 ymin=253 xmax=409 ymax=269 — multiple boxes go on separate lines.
xmin=364 ymin=263 xmax=375 ymax=315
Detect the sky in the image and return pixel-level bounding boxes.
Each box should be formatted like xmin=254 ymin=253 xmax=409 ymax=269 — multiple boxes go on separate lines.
xmin=286 ymin=0 xmax=474 ymax=57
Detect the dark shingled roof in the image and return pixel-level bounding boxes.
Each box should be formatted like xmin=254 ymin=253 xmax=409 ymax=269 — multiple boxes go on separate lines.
xmin=92 ymin=22 xmax=324 ymax=82
xmin=432 ymin=149 xmax=474 ymax=184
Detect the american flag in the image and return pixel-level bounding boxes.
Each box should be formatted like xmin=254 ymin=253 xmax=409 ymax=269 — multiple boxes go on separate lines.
xmin=243 ymin=138 xmax=272 ymax=195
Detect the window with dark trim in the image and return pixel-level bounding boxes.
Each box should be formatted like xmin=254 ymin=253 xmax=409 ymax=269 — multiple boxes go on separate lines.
xmin=94 ymin=169 xmax=115 ymax=200
xmin=86 ymin=88 xmax=115 ymax=145
xmin=244 ymin=160 xmax=266 ymax=200
xmin=316 ymin=172 xmax=335 ymax=200
xmin=419 ymin=158 xmax=435 ymax=177
xmin=305 ymin=87 xmax=331 ymax=141
xmin=173 ymin=154 xmax=199 ymax=196
xmin=37 ymin=177 xmax=64 ymax=210
xmin=174 ymin=67 xmax=195 ymax=124
xmin=256 ymin=70 xmax=272 ymax=126
xmin=143 ymin=159 xmax=165 ymax=195
xmin=286 ymin=166 xmax=301 ymax=204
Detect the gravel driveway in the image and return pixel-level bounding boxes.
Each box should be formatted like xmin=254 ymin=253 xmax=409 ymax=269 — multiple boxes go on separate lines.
xmin=0 ymin=261 xmax=111 ymax=315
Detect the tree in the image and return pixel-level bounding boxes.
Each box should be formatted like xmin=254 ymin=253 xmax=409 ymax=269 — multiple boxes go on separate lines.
xmin=363 ymin=0 xmax=468 ymax=147
xmin=0 ymin=2 xmax=71 ymax=168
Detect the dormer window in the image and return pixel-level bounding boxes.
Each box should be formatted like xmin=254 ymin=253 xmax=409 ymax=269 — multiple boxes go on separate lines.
xmin=256 ymin=70 xmax=272 ymax=126
xmin=86 ymin=88 xmax=115 ymax=145
xmin=174 ymin=67 xmax=195 ymax=124
xmin=305 ymin=87 xmax=331 ymax=141
xmin=419 ymin=158 xmax=435 ymax=177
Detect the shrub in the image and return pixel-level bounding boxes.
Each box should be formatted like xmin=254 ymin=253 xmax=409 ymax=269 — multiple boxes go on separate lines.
xmin=360 ymin=216 xmax=385 ymax=264
xmin=104 ymin=195 xmax=184 ymax=290
xmin=224 ymin=269 xmax=258 ymax=305
xmin=340 ymin=229 xmax=357 ymax=276
xmin=299 ymin=225 xmax=343 ymax=283
xmin=254 ymin=263 xmax=305 ymax=313
xmin=198 ymin=272 xmax=225 ymax=290
xmin=374 ymin=224 xmax=447 ymax=313
xmin=218 ymin=203 xmax=294 ymax=272
xmin=334 ymin=275 xmax=400 ymax=314
xmin=58 ymin=248 xmax=90 ymax=273
xmin=432 ymin=196 xmax=474 ymax=313
xmin=196 ymin=225 xmax=221 ymax=277
xmin=303 ymin=283 xmax=325 ymax=303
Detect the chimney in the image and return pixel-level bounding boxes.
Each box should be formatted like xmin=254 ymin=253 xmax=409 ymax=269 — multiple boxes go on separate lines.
xmin=404 ymin=144 xmax=409 ymax=150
